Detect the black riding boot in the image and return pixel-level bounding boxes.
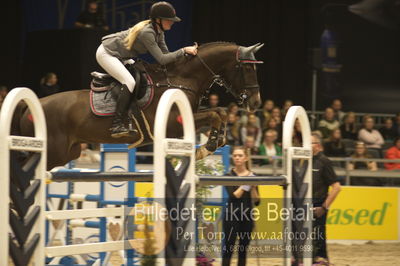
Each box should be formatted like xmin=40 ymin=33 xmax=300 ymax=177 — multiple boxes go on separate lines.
xmin=110 ymin=85 xmax=132 ymax=138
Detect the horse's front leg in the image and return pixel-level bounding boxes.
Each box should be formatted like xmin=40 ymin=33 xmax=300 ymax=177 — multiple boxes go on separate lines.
xmin=212 ymin=108 xmax=228 ymax=147
xmin=193 ymin=108 xmax=227 ymax=160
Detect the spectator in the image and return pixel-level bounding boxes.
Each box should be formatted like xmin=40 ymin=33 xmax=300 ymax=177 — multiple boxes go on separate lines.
xmin=379 ymin=118 xmax=397 ymax=141
xmin=323 ymin=129 xmax=346 ymax=157
xmin=384 ymin=137 xmax=400 ymax=170
xmin=340 ymin=112 xmax=358 ymax=140
xmin=282 ymin=99 xmax=293 ymax=116
xmin=243 ymin=136 xmax=259 ymax=160
xmin=265 ymin=117 xmax=282 ymax=143
xmin=348 ymin=142 xmax=378 ymax=171
xmin=39 ymin=72 xmax=61 ymax=98
xmin=318 ymin=107 xmax=340 ymax=139
xmin=208 ymin=93 xmax=219 ymax=108
xmin=259 ymin=99 xmax=274 ymax=129
xmin=358 ymin=116 xmax=384 ymax=149
xmin=258 ymin=129 xmax=282 ymax=165
xmin=227 ymin=102 xmax=239 ymax=116
xmin=241 ymin=113 xmax=261 ymax=147
xmin=75 ymin=0 xmax=109 ymax=30
xmin=222 ymin=146 xmax=260 ymax=266
xmin=348 ymin=141 xmax=381 ymax=186
xmin=331 ymin=99 xmax=345 ymax=123
xmin=271 ymin=107 xmax=282 ymax=124
xmin=0 ymin=85 xmax=8 ymax=106
xmin=293 ymin=119 xmax=303 ymax=147
xmin=239 ymin=111 xmax=261 ymax=128
xmin=226 ymin=112 xmax=241 ymax=146
xmin=394 ymin=112 xmax=400 ymax=137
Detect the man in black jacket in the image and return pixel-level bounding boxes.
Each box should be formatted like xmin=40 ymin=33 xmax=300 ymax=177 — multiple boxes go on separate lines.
xmin=311 ymin=133 xmax=341 ymax=264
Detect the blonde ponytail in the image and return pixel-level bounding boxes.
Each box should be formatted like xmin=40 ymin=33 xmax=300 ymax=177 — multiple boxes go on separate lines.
xmin=124 ymin=20 xmax=151 ymax=50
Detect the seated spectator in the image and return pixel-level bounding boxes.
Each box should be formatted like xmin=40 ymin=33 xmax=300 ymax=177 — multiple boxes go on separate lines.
xmin=323 ymin=129 xmax=346 ymax=157
xmin=358 ymin=116 xmax=384 ymax=149
xmin=317 ymin=107 xmax=340 ymax=139
xmin=282 ymin=99 xmax=293 ymax=116
xmin=75 ymin=0 xmax=109 ymax=30
xmin=0 ymin=85 xmax=8 ymax=106
xmin=239 ymin=111 xmax=261 ymax=129
xmin=395 ymin=112 xmax=400 ymax=137
xmin=379 ymin=118 xmax=397 ymax=141
xmin=293 ymin=119 xmax=303 ymax=146
xmin=226 ymin=113 xmax=241 ymax=146
xmin=258 ymin=129 xmax=282 ymax=165
xmin=384 ymin=137 xmax=400 ymax=170
xmin=227 ymin=102 xmax=239 ymax=116
xmin=243 ymin=136 xmax=259 ymax=163
xmin=207 ymin=93 xmax=219 ymax=108
xmin=271 ymin=107 xmax=282 ymax=124
xmin=39 ymin=72 xmax=61 ymax=98
xmin=340 ymin=112 xmax=358 ymax=140
xmin=240 ymin=113 xmax=261 ymax=147
xmin=331 ymin=99 xmax=345 ymax=123
xmin=259 ymin=99 xmax=275 ymax=129
xmin=265 ymin=117 xmax=282 ymax=144
xmin=76 ymin=143 xmax=100 ymax=164
xmin=348 ymin=141 xmax=382 ymax=186
xmin=348 ymin=142 xmax=377 ymax=171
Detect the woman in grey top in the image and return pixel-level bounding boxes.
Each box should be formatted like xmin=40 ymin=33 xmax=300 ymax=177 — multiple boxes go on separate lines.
xmin=96 ymin=1 xmax=198 ymax=137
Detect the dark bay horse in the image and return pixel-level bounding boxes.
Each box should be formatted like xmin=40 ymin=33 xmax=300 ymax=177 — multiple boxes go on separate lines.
xmin=17 ymin=42 xmax=263 ymax=170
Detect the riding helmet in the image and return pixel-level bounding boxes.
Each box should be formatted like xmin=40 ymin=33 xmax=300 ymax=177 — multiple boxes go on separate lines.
xmin=150 ymin=1 xmax=181 ymax=22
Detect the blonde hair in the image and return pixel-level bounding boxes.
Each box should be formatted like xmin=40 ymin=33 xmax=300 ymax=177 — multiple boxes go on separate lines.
xmin=124 ymin=20 xmax=151 ymax=50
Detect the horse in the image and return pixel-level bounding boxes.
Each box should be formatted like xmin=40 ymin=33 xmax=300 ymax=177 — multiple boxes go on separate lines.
xmin=16 ymin=42 xmax=264 ymax=170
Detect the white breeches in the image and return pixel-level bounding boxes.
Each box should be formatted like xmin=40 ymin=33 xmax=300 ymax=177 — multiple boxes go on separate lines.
xmin=96 ymin=44 xmax=136 ymax=92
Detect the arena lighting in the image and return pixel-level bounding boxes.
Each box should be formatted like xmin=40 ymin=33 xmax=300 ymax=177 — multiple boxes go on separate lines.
xmin=349 ymin=0 xmax=400 ymax=29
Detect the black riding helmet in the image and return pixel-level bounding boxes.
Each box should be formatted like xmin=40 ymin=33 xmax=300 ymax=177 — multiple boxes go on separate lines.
xmin=150 ymin=1 xmax=181 ymax=22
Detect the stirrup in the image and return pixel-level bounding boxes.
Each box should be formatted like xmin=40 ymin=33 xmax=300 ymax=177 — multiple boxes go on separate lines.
xmin=110 ymin=125 xmax=130 ymax=138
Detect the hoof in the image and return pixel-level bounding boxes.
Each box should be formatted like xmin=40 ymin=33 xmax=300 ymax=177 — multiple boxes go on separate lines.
xmin=217 ymin=137 xmax=226 ymax=147
xmin=205 ymin=140 xmax=218 ymax=153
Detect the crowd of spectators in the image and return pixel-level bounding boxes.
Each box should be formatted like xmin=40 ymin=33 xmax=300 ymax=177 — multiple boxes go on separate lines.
xmin=209 ymin=95 xmax=400 ymax=180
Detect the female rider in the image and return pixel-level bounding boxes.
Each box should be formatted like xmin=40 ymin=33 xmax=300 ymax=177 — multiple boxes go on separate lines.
xmin=96 ymin=1 xmax=197 ymax=137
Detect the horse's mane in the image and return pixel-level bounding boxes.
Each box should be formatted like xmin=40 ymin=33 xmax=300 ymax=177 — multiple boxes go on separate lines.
xmin=198 ymin=41 xmax=237 ymax=50
xmin=143 ymin=42 xmax=237 ymax=73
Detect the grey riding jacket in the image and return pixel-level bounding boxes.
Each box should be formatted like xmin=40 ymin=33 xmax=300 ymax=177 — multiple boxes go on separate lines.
xmin=101 ymin=23 xmax=184 ymax=65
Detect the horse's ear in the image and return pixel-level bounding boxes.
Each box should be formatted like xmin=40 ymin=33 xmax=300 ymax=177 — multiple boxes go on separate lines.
xmin=253 ymin=43 xmax=264 ymax=54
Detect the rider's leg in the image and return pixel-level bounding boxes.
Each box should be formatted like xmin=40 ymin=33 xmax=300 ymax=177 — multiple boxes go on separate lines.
xmin=96 ymin=44 xmax=136 ymax=137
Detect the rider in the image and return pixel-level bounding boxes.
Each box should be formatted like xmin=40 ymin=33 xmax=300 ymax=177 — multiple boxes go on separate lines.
xmin=96 ymin=1 xmax=198 ymax=138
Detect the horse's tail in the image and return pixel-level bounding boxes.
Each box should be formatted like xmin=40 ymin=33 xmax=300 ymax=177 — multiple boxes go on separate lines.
xmin=10 ymin=101 xmax=29 ymax=136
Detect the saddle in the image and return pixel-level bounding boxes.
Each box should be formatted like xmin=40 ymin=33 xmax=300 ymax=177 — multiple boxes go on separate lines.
xmin=89 ymin=61 xmax=154 ymax=147
xmin=91 ymin=61 xmax=152 ymax=101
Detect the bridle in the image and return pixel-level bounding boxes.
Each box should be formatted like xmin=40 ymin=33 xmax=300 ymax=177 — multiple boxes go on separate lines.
xmin=196 ymin=47 xmax=261 ymax=105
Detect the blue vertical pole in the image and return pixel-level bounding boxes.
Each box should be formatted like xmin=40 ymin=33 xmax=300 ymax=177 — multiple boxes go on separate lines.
xmin=127 ymin=147 xmax=136 ymax=266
